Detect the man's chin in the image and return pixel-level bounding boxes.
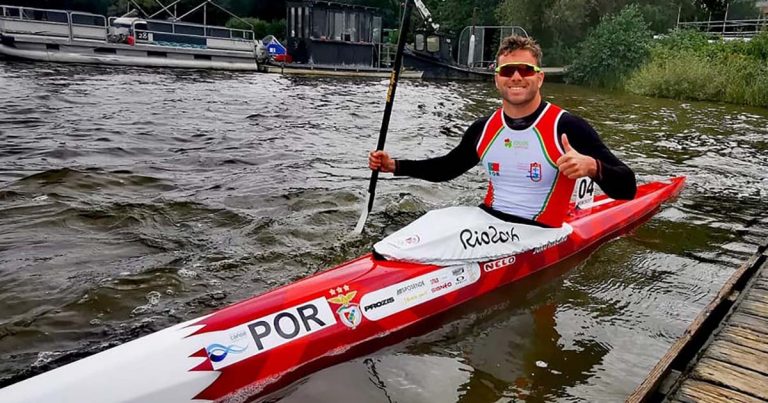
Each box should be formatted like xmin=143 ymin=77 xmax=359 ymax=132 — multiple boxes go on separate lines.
xmin=505 ymin=97 xmax=534 ymax=106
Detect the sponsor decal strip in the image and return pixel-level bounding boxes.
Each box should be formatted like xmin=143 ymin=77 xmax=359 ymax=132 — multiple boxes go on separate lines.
xmin=359 ymin=263 xmax=482 ymax=321
xmin=206 ymin=297 xmax=336 ymax=370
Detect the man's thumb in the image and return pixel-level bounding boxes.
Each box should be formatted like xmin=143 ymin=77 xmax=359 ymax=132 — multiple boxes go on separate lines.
xmin=561 ymin=133 xmax=573 ymax=152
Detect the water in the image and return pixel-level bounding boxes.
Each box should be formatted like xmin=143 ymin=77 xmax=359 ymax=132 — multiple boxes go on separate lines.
xmin=1 ymin=61 xmax=767 ymax=401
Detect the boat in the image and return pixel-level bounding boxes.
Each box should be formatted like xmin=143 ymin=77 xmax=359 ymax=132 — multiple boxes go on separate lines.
xmin=265 ymin=0 xmax=424 ymax=79
xmin=0 ymin=177 xmax=686 ymax=402
xmin=403 ymin=26 xmax=566 ymax=81
xmin=0 ymin=2 xmax=267 ymax=71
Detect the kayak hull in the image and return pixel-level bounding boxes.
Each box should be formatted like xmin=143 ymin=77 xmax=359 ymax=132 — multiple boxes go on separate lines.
xmin=0 ymin=177 xmax=685 ymax=402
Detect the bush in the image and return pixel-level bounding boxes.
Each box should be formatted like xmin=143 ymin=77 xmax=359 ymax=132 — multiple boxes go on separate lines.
xmin=566 ymin=4 xmax=652 ymax=89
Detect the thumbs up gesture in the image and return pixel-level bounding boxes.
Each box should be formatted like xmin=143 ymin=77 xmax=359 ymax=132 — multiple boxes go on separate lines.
xmin=556 ymin=133 xmax=598 ymax=179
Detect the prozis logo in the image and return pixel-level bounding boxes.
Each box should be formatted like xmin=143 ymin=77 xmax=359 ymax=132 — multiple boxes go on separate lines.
xmin=483 ymin=256 xmax=516 ymax=272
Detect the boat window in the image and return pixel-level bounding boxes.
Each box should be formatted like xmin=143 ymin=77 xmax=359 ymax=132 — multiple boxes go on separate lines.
xmin=372 ymin=16 xmax=381 ymax=44
xmin=304 ymin=7 xmax=310 ymax=39
xmin=207 ymin=27 xmax=230 ymax=39
xmin=296 ymin=7 xmax=302 ymax=38
xmin=360 ymin=14 xmax=371 ymax=42
xmin=47 ymin=11 xmax=69 ymax=23
xmin=176 ymin=24 xmax=204 ymax=37
xmin=313 ymin=9 xmax=326 ymax=39
xmin=415 ymin=34 xmax=425 ymax=51
xmin=332 ymin=11 xmax=343 ymax=41
xmin=72 ymin=13 xmax=105 ymax=27
xmin=427 ymin=35 xmax=440 ymax=53
xmin=3 ymin=7 xmax=21 ymax=18
xmin=134 ymin=22 xmax=148 ymax=31
xmin=148 ymin=21 xmax=172 ymax=33
xmin=345 ymin=12 xmax=357 ymax=42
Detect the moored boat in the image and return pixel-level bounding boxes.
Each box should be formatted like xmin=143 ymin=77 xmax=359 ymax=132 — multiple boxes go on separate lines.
xmin=0 ymin=3 xmax=267 ymax=71
xmin=0 ymin=177 xmax=685 ymax=402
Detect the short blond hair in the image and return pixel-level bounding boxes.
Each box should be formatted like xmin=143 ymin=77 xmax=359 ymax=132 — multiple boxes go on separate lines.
xmin=496 ymin=35 xmax=542 ymax=66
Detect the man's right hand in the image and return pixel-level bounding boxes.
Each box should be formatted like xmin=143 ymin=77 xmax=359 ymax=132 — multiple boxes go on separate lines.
xmin=368 ymin=150 xmax=396 ymax=173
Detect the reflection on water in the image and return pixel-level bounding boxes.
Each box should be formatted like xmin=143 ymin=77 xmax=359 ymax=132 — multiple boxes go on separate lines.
xmin=1 ymin=60 xmax=767 ymax=401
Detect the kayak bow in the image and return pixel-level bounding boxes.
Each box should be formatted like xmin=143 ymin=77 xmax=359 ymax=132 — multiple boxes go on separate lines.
xmin=0 ymin=177 xmax=685 ymax=402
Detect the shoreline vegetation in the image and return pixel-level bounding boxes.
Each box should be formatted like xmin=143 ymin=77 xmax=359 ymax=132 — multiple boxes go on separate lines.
xmin=566 ymin=5 xmax=768 ymax=108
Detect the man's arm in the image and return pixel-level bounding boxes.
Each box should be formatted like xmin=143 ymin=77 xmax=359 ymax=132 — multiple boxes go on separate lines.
xmin=369 ymin=117 xmax=486 ymax=182
xmin=557 ymin=114 xmax=637 ymax=199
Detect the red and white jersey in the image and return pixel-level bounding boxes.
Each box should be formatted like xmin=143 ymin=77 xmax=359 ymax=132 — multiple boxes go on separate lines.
xmin=476 ymin=103 xmax=576 ymax=227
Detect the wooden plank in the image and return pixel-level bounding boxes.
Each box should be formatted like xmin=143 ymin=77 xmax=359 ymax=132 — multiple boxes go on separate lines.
xmin=705 ymin=340 xmax=768 ymax=375
xmin=676 ymin=379 xmax=765 ymax=403
xmin=745 ymin=288 xmax=768 ymax=305
xmin=692 ymin=357 xmax=768 ymax=400
xmin=719 ymin=325 xmax=768 ymax=354
xmin=730 ymin=312 xmax=768 ymax=335
xmin=741 ymin=300 xmax=768 ymax=319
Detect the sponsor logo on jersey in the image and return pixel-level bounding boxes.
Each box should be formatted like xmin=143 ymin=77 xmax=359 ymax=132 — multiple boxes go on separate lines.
xmin=487 ymin=162 xmax=500 ymax=176
xmin=528 ymin=162 xmax=542 ymax=182
xmin=504 ymin=138 xmax=528 ymax=149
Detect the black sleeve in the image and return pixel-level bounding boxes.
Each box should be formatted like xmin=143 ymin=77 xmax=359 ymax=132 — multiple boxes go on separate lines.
xmin=557 ymin=113 xmax=637 ymax=199
xmin=394 ymin=117 xmax=485 ymax=182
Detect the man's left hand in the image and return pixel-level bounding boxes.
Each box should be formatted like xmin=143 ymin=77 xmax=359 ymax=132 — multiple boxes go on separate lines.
xmin=556 ymin=133 xmax=598 ymax=179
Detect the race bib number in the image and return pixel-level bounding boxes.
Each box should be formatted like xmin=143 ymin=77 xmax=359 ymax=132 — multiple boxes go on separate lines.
xmin=574 ymin=177 xmax=595 ymax=209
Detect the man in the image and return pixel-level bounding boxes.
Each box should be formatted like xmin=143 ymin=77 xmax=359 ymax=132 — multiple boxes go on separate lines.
xmin=369 ymin=35 xmax=636 ymax=228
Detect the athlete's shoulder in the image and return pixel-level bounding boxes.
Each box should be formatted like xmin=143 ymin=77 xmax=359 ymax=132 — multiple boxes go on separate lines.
xmin=463 ymin=111 xmax=498 ymax=148
xmin=471 ymin=111 xmax=497 ymax=128
xmin=466 ymin=111 xmax=496 ymax=135
xmin=557 ymin=108 xmax=596 ymax=134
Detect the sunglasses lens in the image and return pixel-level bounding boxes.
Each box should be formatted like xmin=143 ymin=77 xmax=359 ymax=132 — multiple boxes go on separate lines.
xmin=498 ymin=64 xmax=536 ymax=77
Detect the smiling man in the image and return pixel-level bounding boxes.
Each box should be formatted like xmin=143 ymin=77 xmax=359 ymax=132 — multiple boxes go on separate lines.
xmin=368 ymin=35 xmax=636 ymax=229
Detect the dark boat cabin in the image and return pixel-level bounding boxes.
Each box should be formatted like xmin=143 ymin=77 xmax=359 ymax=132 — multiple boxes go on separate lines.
xmin=285 ymin=0 xmax=382 ymax=66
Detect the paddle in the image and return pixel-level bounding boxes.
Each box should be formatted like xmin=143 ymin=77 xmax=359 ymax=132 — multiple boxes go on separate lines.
xmin=353 ymin=0 xmax=414 ymax=234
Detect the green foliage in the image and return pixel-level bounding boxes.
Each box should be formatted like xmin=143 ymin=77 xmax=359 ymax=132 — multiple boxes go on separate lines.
xmin=495 ymin=0 xmax=687 ymax=66
xmin=566 ymin=5 xmax=652 ymax=88
xmin=225 ymin=17 xmax=285 ymax=41
xmin=626 ymin=31 xmax=768 ymax=107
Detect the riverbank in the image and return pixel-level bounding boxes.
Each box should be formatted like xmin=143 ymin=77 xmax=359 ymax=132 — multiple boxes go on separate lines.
xmin=627 ymin=30 xmax=768 ymax=107
xmin=565 ymin=5 xmax=768 ymax=108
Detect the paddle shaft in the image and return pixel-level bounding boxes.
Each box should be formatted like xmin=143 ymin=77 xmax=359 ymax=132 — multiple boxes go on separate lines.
xmin=365 ymin=0 xmax=414 ymax=214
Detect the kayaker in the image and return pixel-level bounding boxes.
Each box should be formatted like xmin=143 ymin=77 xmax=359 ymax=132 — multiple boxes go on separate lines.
xmin=368 ymin=35 xmax=636 ymax=229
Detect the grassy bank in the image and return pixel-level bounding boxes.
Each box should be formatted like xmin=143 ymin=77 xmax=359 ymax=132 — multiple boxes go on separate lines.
xmin=626 ymin=31 xmax=768 ymax=107
xmin=566 ymin=5 xmax=768 ymax=108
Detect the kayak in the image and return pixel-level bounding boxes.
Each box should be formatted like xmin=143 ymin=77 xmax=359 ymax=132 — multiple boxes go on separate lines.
xmin=0 ymin=176 xmax=685 ymax=402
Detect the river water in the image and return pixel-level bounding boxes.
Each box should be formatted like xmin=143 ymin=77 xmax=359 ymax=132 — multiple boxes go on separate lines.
xmin=0 ymin=61 xmax=767 ymax=402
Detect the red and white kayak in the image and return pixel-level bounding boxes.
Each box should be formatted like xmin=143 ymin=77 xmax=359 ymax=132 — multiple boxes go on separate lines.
xmin=0 ymin=177 xmax=685 ymax=402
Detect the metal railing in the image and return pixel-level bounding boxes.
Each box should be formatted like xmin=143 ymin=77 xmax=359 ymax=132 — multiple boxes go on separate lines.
xmin=677 ymin=18 xmax=768 ymax=38
xmin=108 ymin=16 xmax=254 ymax=42
xmin=1 ymin=5 xmax=107 ymax=41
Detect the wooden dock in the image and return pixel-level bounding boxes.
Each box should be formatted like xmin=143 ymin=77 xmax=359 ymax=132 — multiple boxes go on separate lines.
xmin=629 ymin=238 xmax=768 ymax=402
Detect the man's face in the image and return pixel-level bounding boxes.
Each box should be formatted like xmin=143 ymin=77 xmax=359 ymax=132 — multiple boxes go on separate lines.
xmin=494 ymin=49 xmax=544 ymax=107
